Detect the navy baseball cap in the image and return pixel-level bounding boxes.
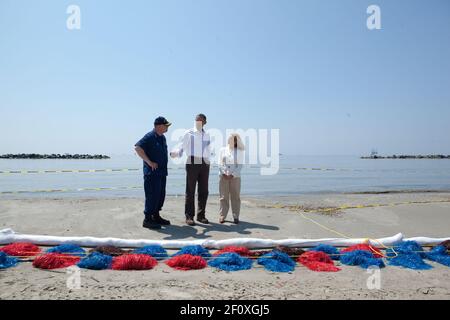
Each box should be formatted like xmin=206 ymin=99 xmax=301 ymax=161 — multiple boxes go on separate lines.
xmin=154 ymin=116 xmax=172 ymax=126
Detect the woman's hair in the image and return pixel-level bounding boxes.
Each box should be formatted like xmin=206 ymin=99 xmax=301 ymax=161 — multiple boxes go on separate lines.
xmin=227 ymin=133 xmax=245 ymax=150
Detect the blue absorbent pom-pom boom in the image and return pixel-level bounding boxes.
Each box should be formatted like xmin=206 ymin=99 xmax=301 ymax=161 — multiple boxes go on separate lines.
xmin=425 ymin=245 xmax=450 ymax=267
xmin=77 ymin=252 xmax=113 ymax=270
xmin=310 ymin=244 xmax=340 ymax=260
xmin=208 ymin=253 xmax=253 ymax=272
xmin=257 ymin=250 xmax=296 ymax=273
xmin=386 ymin=241 xmax=427 ymax=258
xmin=387 ymin=241 xmax=433 ymax=270
xmin=133 ymin=245 xmax=168 ymax=258
xmin=0 ymin=252 xmax=19 ymax=269
xmin=46 ymin=244 xmax=86 ymax=256
xmin=173 ymin=245 xmax=211 ymax=257
xmin=340 ymin=250 xmax=385 ymax=269
xmin=388 ymin=253 xmax=433 ymax=270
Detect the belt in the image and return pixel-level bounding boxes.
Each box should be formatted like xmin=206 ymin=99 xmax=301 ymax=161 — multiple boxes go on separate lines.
xmin=187 ymin=156 xmax=210 ymax=165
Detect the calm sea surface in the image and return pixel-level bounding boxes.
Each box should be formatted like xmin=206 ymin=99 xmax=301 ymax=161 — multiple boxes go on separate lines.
xmin=1 ymin=155 xmax=450 ymax=198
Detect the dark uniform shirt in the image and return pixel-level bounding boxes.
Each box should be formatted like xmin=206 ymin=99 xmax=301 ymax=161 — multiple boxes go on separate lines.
xmin=135 ymin=130 xmax=168 ymax=176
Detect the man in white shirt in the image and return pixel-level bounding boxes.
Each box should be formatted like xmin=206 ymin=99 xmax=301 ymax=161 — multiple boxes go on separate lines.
xmin=170 ymin=114 xmax=211 ymax=226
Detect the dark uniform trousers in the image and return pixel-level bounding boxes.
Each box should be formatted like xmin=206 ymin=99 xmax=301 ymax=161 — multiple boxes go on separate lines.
xmin=185 ymin=157 xmax=210 ymax=219
xmin=144 ymin=175 xmax=166 ymax=219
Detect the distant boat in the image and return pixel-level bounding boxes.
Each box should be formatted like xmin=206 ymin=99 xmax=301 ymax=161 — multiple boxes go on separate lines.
xmin=370 ymin=149 xmax=378 ymax=157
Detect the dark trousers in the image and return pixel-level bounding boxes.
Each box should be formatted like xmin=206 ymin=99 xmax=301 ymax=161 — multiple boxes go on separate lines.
xmin=185 ymin=160 xmax=210 ymax=219
xmin=144 ymin=175 xmax=166 ymax=220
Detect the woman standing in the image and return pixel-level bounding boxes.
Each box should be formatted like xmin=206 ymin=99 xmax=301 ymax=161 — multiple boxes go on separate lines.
xmin=218 ymin=134 xmax=245 ymax=224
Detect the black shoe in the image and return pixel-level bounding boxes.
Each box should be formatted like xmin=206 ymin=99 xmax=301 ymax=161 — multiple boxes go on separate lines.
xmin=143 ymin=218 xmax=161 ymax=230
xmin=155 ymin=215 xmax=171 ymax=226
xmin=186 ymin=218 xmax=196 ymax=226
xmin=197 ymin=217 xmax=209 ymax=224
xmin=233 ymin=218 xmax=239 ymax=224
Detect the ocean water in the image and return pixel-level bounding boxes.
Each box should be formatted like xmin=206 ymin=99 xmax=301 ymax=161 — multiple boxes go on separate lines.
xmin=1 ymin=154 xmax=450 ymax=198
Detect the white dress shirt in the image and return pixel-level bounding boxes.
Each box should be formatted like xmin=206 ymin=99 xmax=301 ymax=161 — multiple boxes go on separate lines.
xmin=172 ymin=127 xmax=212 ymax=161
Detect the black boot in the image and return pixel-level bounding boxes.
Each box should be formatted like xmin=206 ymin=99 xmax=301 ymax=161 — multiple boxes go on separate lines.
xmin=143 ymin=217 xmax=161 ymax=229
xmin=155 ymin=214 xmax=171 ymax=226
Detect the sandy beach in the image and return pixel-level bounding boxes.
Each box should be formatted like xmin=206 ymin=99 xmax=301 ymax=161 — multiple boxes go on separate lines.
xmin=1 ymin=191 xmax=449 ymax=300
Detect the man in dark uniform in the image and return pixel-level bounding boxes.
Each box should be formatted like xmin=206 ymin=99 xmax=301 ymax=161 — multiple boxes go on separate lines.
xmin=134 ymin=116 xmax=172 ymax=230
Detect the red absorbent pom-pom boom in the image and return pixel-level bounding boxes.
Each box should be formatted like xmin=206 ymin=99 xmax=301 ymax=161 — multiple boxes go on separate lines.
xmin=341 ymin=244 xmax=383 ymax=258
xmin=214 ymin=246 xmax=251 ymax=257
xmin=32 ymin=253 xmax=80 ymax=270
xmin=0 ymin=242 xmax=41 ymax=257
xmin=112 ymin=254 xmax=157 ymax=270
xmin=166 ymin=254 xmax=207 ymax=270
xmin=298 ymin=251 xmax=341 ymax=272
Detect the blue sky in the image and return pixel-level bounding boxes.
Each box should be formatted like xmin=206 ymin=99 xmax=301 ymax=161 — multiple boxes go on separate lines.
xmin=1 ymin=0 xmax=449 ymax=156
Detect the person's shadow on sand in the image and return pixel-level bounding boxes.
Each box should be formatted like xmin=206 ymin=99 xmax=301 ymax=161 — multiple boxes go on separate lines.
xmin=155 ymin=225 xmax=212 ymax=240
xmin=155 ymin=220 xmax=279 ymax=240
